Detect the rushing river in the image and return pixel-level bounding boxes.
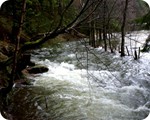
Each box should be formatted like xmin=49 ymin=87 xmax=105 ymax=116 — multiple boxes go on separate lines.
xmin=9 ymin=31 xmax=150 ymax=120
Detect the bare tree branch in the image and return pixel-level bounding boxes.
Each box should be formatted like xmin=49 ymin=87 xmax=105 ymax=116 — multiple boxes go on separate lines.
xmin=54 ymin=0 xmax=75 ymax=32
xmin=72 ymin=0 xmax=103 ymax=28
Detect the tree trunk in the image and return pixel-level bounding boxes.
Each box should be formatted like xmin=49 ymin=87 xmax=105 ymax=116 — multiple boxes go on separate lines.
xmin=120 ymin=0 xmax=129 ymax=57
xmin=12 ymin=0 xmax=26 ymax=79
xmin=108 ymin=32 xmax=113 ymax=53
xmin=1 ymin=0 xmax=27 ymax=96
xmin=91 ymin=21 xmax=96 ymax=47
xmin=103 ymin=0 xmax=107 ymax=51
xmin=99 ymin=29 xmax=102 ymax=45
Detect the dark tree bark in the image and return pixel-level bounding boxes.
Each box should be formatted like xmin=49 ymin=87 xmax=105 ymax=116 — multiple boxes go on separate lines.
xmin=103 ymin=0 xmax=107 ymax=51
xmin=12 ymin=0 xmax=26 ymax=79
xmin=0 ymin=0 xmax=27 ymax=96
xmin=120 ymin=0 xmax=129 ymax=57
xmin=98 ymin=29 xmax=102 ymax=45
xmin=89 ymin=21 xmax=96 ymax=47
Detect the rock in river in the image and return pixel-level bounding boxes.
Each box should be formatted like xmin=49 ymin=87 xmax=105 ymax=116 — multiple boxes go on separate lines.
xmin=27 ymin=65 xmax=49 ymax=74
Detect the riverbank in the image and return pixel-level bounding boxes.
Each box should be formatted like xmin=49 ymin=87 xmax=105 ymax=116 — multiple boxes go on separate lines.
xmin=0 ymin=30 xmax=86 ymax=86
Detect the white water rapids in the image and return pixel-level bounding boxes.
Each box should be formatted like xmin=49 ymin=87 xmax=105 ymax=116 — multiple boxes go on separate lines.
xmin=23 ymin=30 xmax=150 ymax=120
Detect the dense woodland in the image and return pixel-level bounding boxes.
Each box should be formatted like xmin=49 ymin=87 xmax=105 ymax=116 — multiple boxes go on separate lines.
xmin=0 ymin=0 xmax=150 ymax=119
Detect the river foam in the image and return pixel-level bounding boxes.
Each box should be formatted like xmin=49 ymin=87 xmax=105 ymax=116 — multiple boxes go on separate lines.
xmin=28 ymin=30 xmax=150 ymax=120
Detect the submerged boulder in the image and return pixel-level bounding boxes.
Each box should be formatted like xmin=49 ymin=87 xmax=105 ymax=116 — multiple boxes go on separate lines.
xmin=27 ymin=65 xmax=49 ymax=74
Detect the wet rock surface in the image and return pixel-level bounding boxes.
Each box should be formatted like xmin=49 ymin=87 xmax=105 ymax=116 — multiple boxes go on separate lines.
xmin=26 ymin=65 xmax=49 ymax=74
